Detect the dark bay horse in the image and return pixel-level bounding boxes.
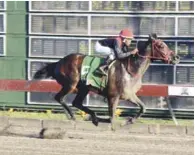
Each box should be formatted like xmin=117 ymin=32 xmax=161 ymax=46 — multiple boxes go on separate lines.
xmin=28 ymin=34 xmax=180 ymax=130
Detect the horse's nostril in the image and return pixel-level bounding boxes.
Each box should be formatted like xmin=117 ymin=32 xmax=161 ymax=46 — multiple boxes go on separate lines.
xmin=172 ymin=55 xmax=180 ymax=64
xmin=176 ymin=55 xmax=180 ymax=60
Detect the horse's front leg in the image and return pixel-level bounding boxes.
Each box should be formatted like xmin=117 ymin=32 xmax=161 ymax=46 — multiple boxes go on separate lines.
xmin=133 ymin=94 xmax=146 ymax=119
xmin=108 ymin=96 xmax=120 ymax=131
xmin=121 ymin=94 xmax=146 ymax=126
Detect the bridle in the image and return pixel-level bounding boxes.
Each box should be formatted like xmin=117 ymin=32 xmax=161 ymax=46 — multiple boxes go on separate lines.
xmin=136 ymin=40 xmax=174 ymax=63
xmin=125 ymin=38 xmax=179 ymax=77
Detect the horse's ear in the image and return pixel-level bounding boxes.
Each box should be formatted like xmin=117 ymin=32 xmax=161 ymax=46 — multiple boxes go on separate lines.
xmin=149 ymin=33 xmax=158 ymax=41
xmin=149 ymin=33 xmax=158 ymax=39
xmin=152 ymin=33 xmax=158 ymax=39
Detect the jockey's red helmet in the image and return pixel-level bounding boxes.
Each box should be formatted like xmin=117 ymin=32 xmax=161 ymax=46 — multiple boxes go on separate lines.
xmin=119 ymin=28 xmax=134 ymax=39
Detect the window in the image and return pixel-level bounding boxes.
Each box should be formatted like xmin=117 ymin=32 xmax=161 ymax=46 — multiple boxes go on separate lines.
xmin=179 ymin=1 xmax=194 ymax=11
xmin=0 ymin=14 xmax=5 ymax=33
xmin=177 ymin=41 xmax=194 ymax=61
xmin=30 ymin=1 xmax=89 ymax=12
xmin=29 ymin=37 xmax=89 ymax=58
xmin=0 ymin=36 xmax=5 ymax=55
xmin=0 ymin=1 xmax=5 ymax=10
xmin=143 ymin=64 xmax=174 ymax=84
xmin=30 ymin=14 xmax=88 ymax=35
xmin=178 ymin=17 xmax=194 ymax=36
xmin=0 ymin=11 xmax=5 ymax=56
xmin=92 ymin=1 xmax=176 ymax=12
xmin=91 ymin=15 xmax=175 ymax=36
xmin=176 ymin=65 xmax=194 ymax=84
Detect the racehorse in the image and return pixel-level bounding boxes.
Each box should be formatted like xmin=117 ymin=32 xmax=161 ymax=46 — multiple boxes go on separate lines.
xmin=28 ymin=34 xmax=180 ymax=130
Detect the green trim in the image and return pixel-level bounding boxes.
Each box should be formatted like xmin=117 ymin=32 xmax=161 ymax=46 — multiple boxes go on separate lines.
xmin=0 ymin=1 xmax=27 ymax=106
xmin=81 ymin=56 xmax=107 ymax=89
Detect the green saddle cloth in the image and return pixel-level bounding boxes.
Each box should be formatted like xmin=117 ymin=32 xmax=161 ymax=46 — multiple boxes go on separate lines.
xmin=81 ymin=56 xmax=107 ymax=90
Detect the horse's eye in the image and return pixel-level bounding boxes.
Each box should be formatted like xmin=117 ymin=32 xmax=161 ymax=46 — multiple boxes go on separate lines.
xmin=160 ymin=44 xmax=164 ymax=48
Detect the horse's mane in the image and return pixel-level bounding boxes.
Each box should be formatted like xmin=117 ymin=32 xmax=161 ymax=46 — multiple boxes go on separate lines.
xmin=123 ymin=40 xmax=151 ymax=76
xmin=137 ymin=40 xmax=150 ymax=55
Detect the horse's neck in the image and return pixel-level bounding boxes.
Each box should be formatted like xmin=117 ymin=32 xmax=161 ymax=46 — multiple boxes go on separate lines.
xmin=127 ymin=40 xmax=152 ymax=76
xmin=137 ymin=47 xmax=152 ymax=76
xmin=123 ymin=53 xmax=150 ymax=77
xmin=138 ymin=58 xmax=151 ymax=77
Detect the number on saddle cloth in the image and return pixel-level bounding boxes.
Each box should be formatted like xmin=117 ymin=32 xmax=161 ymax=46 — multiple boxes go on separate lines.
xmin=81 ymin=56 xmax=108 ymax=89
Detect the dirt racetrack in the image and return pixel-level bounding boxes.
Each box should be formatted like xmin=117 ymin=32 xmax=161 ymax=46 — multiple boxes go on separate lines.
xmin=0 ymin=131 xmax=193 ymax=155
xmin=0 ymin=117 xmax=194 ymax=155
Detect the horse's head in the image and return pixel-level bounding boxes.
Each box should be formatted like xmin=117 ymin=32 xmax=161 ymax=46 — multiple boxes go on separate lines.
xmin=146 ymin=34 xmax=180 ymax=64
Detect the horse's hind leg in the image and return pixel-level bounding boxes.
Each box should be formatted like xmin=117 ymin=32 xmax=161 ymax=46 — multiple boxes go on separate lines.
xmin=72 ymin=82 xmax=99 ymax=126
xmin=55 ymin=87 xmax=76 ymax=120
xmin=53 ymin=57 xmax=81 ymax=119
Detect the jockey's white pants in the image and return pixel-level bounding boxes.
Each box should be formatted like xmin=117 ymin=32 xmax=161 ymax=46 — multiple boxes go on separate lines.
xmin=95 ymin=41 xmax=115 ymax=60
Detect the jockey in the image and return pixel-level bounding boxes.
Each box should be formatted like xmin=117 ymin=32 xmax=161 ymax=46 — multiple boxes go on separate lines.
xmin=95 ymin=28 xmax=138 ymax=75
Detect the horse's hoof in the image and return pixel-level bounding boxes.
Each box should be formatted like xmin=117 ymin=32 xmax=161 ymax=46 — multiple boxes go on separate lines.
xmin=92 ymin=118 xmax=99 ymax=126
xmin=69 ymin=116 xmax=76 ymax=121
xmin=108 ymin=124 xmax=116 ymax=131
xmin=111 ymin=126 xmax=116 ymax=131
xmin=120 ymin=117 xmax=135 ymax=127
xmin=127 ymin=117 xmax=134 ymax=124
xmin=83 ymin=114 xmax=92 ymax=121
xmin=39 ymin=128 xmax=47 ymax=139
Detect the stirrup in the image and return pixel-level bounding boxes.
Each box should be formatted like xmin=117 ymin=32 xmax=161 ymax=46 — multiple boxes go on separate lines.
xmin=99 ymin=67 xmax=108 ymax=76
xmin=101 ymin=70 xmax=107 ymax=76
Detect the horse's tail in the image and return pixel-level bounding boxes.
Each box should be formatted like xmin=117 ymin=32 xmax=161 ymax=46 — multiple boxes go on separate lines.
xmin=25 ymin=62 xmax=57 ymax=88
xmin=33 ymin=63 xmax=56 ymax=80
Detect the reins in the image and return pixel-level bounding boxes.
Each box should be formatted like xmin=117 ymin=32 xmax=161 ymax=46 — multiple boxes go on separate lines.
xmin=136 ymin=40 xmax=172 ymax=63
xmin=126 ymin=39 xmax=173 ymax=77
